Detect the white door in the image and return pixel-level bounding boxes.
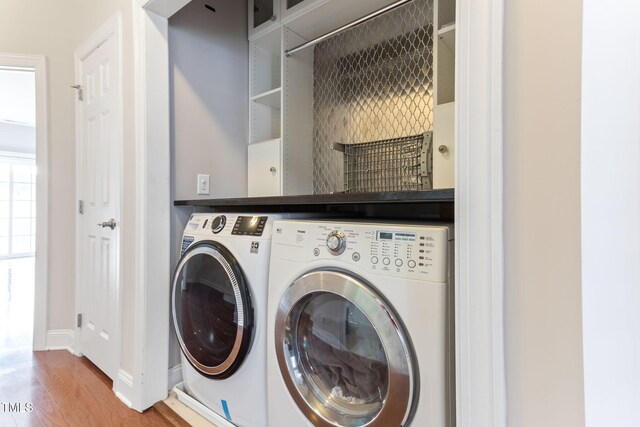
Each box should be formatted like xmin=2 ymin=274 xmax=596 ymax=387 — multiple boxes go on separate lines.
xmin=248 ymin=138 xmax=281 ymax=197
xmin=77 ymin=29 xmax=122 ymax=380
xmin=433 ymin=102 xmax=455 ymax=189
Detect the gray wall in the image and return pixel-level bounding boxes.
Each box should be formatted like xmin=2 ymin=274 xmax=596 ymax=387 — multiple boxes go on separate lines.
xmin=0 ymin=122 xmax=35 ymax=155
xmin=170 ymin=0 xmax=248 ymax=201
xmin=503 ymin=0 xmax=585 ymax=425
xmin=169 ymin=0 xmax=248 ymax=368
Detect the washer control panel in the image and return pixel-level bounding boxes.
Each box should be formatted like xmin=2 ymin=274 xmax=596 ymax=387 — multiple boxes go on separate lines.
xmin=232 ymin=216 xmax=268 ymax=236
xmin=185 ymin=214 xmax=275 ymax=239
xmin=273 ymin=220 xmax=451 ymax=283
xmin=326 ymin=230 xmax=347 ymax=255
xmin=210 ymin=215 xmax=226 ymax=234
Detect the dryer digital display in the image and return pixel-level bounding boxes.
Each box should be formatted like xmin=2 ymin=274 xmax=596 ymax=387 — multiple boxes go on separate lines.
xmin=232 ymin=216 xmax=268 ymax=236
xmin=376 ymin=231 xmax=416 ymax=242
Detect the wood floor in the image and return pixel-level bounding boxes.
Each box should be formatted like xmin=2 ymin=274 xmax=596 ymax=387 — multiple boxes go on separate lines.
xmin=0 ymin=258 xmax=188 ymax=427
xmin=0 ymin=349 xmax=190 ymax=427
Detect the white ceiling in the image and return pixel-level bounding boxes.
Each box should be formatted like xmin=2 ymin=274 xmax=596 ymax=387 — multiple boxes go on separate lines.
xmin=0 ymin=68 xmax=36 ymax=127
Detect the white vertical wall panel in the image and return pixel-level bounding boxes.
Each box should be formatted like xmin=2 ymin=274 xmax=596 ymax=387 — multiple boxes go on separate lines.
xmin=581 ymin=1 xmax=640 ymax=425
xmin=283 ymin=27 xmax=313 ymax=196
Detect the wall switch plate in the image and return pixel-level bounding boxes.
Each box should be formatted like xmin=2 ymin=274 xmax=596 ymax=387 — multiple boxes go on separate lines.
xmin=197 ymin=174 xmax=210 ymax=195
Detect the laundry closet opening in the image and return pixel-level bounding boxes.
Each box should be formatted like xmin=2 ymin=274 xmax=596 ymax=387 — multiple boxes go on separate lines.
xmin=0 ymin=67 xmax=37 ymax=359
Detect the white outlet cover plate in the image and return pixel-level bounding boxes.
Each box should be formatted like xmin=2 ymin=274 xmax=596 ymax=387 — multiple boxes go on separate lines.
xmin=197 ymin=174 xmax=210 ymax=195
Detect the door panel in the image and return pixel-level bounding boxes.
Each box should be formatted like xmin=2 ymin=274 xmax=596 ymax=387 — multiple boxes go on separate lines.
xmin=248 ymin=138 xmax=281 ymax=197
xmin=172 ymin=242 xmax=254 ymax=379
xmin=275 ymin=270 xmax=417 ymax=426
xmin=79 ymin=31 xmax=121 ymax=380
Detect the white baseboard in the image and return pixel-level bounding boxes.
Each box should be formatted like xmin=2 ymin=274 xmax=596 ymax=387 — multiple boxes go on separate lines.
xmin=168 ymin=364 xmax=182 ymax=391
xmin=114 ymin=369 xmax=135 ymax=409
xmin=45 ymin=329 xmax=75 ymax=353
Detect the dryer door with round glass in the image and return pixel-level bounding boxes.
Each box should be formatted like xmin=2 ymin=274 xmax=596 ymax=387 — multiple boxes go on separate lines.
xmin=172 ymin=241 xmax=253 ymax=379
xmin=275 ymin=270 xmax=417 ymax=427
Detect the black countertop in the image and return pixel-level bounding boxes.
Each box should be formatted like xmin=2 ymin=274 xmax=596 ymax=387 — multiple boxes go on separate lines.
xmin=174 ymin=189 xmax=454 ymax=221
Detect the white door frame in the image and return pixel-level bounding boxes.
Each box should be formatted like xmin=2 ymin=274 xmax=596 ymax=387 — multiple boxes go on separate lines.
xmin=73 ymin=12 xmax=124 ymax=374
xmin=128 ymin=1 xmax=173 ymax=411
xmin=130 ymin=0 xmax=507 ymax=424
xmin=456 ymin=0 xmax=506 ymax=425
xmin=0 ymin=53 xmax=49 ymax=351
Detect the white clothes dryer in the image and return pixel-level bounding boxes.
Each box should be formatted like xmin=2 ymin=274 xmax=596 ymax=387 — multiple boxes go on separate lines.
xmin=172 ymin=213 xmax=289 ymax=427
xmin=267 ymin=220 xmax=455 ymax=427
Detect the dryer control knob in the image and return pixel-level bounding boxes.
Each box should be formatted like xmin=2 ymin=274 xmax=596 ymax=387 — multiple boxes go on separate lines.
xmin=326 ymin=230 xmax=346 ymax=255
xmin=211 ymin=215 xmax=226 ymax=234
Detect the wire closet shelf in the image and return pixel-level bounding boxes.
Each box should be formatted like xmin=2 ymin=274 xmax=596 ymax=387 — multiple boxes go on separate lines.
xmin=332 ymin=132 xmax=433 ymax=193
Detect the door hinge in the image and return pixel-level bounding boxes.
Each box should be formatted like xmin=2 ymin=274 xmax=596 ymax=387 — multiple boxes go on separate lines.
xmin=71 ymin=84 xmax=83 ymax=101
xmin=79 ymin=200 xmax=84 ymax=215
xmin=77 ymin=313 xmax=82 ymax=328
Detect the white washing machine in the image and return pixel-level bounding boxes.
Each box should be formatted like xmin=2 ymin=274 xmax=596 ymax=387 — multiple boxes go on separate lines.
xmin=172 ymin=213 xmax=289 ymax=427
xmin=267 ymin=220 xmax=454 ymax=427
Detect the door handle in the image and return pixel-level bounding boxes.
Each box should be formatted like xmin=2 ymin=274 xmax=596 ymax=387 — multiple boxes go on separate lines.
xmin=97 ymin=218 xmax=117 ymax=230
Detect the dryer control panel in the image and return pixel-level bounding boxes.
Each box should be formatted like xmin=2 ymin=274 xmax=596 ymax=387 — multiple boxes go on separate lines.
xmin=272 ymin=220 xmax=451 ymax=283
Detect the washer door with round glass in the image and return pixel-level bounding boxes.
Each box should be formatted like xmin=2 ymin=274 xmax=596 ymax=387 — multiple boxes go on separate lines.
xmin=275 ymin=270 xmax=417 ymax=427
xmin=172 ymin=241 xmax=253 ymax=379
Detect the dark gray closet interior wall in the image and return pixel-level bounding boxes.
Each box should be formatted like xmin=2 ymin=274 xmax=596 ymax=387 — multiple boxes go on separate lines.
xmin=169 ymin=0 xmax=248 ymax=369
xmin=170 ymin=0 xmax=248 ymax=201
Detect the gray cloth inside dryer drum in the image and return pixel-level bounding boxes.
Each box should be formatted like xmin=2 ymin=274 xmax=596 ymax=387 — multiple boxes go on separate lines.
xmin=297 ymin=295 xmax=388 ymax=404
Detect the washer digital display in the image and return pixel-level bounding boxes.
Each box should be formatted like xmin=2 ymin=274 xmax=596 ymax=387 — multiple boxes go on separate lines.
xmin=232 ymin=216 xmax=268 ymax=236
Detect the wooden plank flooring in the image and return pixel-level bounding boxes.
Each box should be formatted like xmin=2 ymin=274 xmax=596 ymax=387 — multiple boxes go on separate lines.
xmin=0 ymin=258 xmax=189 ymax=426
xmin=0 ymin=349 xmax=188 ymax=427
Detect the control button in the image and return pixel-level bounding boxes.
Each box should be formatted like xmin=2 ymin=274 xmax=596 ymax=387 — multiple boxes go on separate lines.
xmin=408 ymin=260 xmax=417 ymax=268
xmin=326 ymin=230 xmax=346 ymax=256
xmin=352 ymin=252 xmax=361 ymax=262
xmin=395 ymin=259 xmax=403 ymax=267
xmin=383 ymin=257 xmax=391 ymax=266
xmin=371 ymin=256 xmax=379 ymax=264
xmin=313 ymin=248 xmax=320 ymax=257
xmin=211 ymin=215 xmax=226 ymax=234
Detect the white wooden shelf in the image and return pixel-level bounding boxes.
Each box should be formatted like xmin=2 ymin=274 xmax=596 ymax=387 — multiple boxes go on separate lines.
xmin=438 ymin=23 xmax=455 ymax=54
xmin=282 ymin=0 xmax=399 ymax=42
xmin=438 ymin=22 xmax=456 ymax=34
xmin=251 ymin=88 xmax=282 ymax=108
xmin=253 ymin=25 xmax=282 ymax=53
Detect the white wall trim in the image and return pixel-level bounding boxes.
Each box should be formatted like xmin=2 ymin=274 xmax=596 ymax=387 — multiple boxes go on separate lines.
xmin=456 ymin=0 xmax=506 ymax=426
xmin=45 ymin=329 xmax=76 ymax=353
xmin=131 ymin=1 xmax=171 ymax=411
xmin=581 ymin=1 xmax=640 ymax=425
xmin=114 ymin=369 xmax=135 ymax=409
xmin=0 ymin=53 xmax=49 ymax=352
xmin=73 ymin=12 xmax=124 ymax=381
xmin=168 ymin=364 xmax=183 ymax=391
